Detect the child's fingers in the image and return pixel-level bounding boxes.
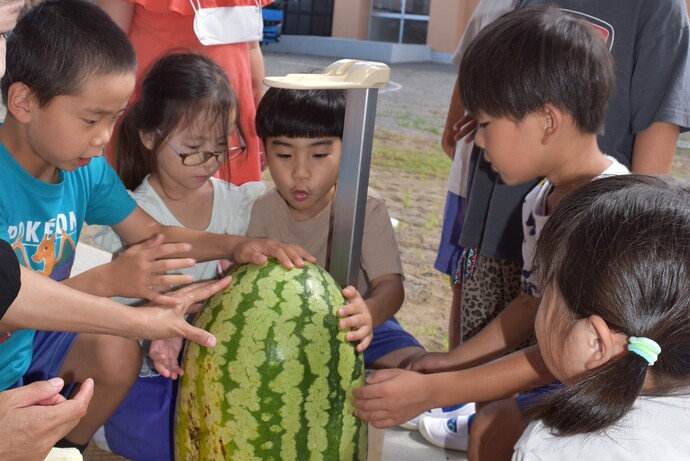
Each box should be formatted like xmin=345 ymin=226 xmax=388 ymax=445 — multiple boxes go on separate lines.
xmin=141 ymin=239 xmax=192 ymax=259
xmin=148 ymin=258 xmax=197 ymax=274
xmin=341 ymin=286 xmax=360 ymax=303
xmin=171 ymin=276 xmax=232 ymax=301
xmin=355 ymin=335 xmax=372 ymax=352
xmin=148 ymin=273 xmax=194 ymax=289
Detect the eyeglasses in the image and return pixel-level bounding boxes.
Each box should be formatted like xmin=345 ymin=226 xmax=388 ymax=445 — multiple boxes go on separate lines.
xmin=163 ymin=131 xmax=246 ymax=166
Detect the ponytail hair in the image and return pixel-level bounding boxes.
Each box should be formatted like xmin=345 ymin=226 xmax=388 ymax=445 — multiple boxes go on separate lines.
xmin=530 ymin=175 xmax=690 ymax=435
xmin=115 ymin=52 xmax=241 ymax=190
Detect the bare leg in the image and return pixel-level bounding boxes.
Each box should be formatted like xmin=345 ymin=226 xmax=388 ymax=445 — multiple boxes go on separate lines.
xmin=448 ymin=275 xmax=463 ymax=349
xmin=468 ymin=398 xmax=525 ymax=461
xmin=59 ymin=333 xmax=141 ymax=445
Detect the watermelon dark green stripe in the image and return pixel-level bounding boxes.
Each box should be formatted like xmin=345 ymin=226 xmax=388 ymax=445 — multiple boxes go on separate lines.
xmin=175 ymin=260 xmax=366 ymax=460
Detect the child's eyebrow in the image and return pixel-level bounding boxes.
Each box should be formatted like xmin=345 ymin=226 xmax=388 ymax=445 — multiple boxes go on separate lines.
xmin=83 ymin=107 xmax=127 ymax=116
xmin=269 ymin=139 xmax=334 ymax=148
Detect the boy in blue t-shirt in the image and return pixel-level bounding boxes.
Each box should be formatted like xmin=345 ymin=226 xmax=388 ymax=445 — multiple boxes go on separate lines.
xmin=0 ymin=0 xmax=311 ymax=452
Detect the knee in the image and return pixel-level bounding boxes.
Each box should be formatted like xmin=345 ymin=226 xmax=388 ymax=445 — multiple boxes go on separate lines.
xmin=92 ymin=336 xmax=142 ymax=387
xmin=468 ymin=399 xmax=524 ymax=461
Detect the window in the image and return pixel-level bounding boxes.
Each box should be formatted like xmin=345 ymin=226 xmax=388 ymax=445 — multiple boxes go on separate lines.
xmin=369 ymin=0 xmax=430 ymax=44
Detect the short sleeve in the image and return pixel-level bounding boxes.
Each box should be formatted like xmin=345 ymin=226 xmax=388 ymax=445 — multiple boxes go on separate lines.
xmin=630 ymin=1 xmax=690 ymax=133
xmin=83 ymin=158 xmax=137 ymax=226
xmin=0 ymin=240 xmax=21 ymax=320
xmin=245 ymin=190 xmax=271 ymax=238
xmin=360 ymin=191 xmax=404 ymax=281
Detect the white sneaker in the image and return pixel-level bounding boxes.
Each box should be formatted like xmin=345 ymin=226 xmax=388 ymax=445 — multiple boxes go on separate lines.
xmin=418 ymin=413 xmax=472 ymax=452
xmin=92 ymin=425 xmax=112 ymax=453
xmin=399 ymin=402 xmax=475 ymax=430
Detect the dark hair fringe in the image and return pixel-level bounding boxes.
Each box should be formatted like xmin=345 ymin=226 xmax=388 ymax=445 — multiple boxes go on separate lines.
xmin=115 ymin=52 xmax=240 ymax=190
xmin=256 ymin=88 xmax=346 ymax=140
xmin=1 ymin=0 xmax=136 ymax=106
xmin=459 ymin=6 xmax=615 ymax=133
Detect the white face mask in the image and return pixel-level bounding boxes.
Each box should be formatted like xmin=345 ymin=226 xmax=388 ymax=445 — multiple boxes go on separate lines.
xmin=189 ymin=0 xmax=264 ymax=46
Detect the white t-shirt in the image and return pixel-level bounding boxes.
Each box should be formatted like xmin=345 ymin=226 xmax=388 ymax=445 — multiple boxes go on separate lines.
xmin=95 ymin=175 xmax=265 ymax=288
xmin=447 ymin=0 xmax=516 ymax=197
xmin=513 ymin=392 xmax=690 ymax=460
xmin=520 ymin=156 xmax=629 ymax=297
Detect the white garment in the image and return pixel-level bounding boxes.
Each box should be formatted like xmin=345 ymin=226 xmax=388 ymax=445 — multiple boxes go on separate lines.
xmin=520 ymin=156 xmax=629 ymax=296
xmin=513 ymin=392 xmax=690 ymax=460
xmin=95 ymin=176 xmax=265 ymax=290
xmin=446 ymin=0 xmax=516 ymax=197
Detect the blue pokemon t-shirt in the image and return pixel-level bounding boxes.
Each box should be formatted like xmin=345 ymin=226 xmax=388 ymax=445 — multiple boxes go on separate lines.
xmin=0 ymin=144 xmax=136 ymax=390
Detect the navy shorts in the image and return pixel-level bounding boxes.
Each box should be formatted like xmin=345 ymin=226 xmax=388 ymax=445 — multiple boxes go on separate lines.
xmin=434 ymin=191 xmax=466 ymax=276
xmin=19 ymin=331 xmax=78 ymax=387
xmin=363 ymin=317 xmax=422 ymax=366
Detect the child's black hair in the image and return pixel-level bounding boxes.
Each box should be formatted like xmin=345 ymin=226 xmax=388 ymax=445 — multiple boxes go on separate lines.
xmin=116 ymin=52 xmax=241 ymax=190
xmin=460 ymin=6 xmax=615 ymax=134
xmin=1 ymin=0 xmax=136 ymax=106
xmin=530 ymin=175 xmax=690 ymax=435
xmin=255 ymin=88 xmax=346 ymax=140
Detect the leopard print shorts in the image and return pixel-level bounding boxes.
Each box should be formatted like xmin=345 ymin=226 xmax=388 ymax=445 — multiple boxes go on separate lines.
xmin=459 ymin=254 xmax=522 ymax=343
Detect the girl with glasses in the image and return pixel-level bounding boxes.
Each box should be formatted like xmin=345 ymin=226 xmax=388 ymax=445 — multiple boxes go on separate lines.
xmin=92 ymin=52 xmax=265 ymax=460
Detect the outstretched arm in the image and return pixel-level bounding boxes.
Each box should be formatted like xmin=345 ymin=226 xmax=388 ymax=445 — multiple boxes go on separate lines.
xmin=354 ymin=345 xmax=553 ymax=428
xmin=412 ymin=292 xmax=540 ymax=373
xmin=0 ymin=266 xmax=230 ymax=348
xmin=114 ymin=207 xmax=315 ymax=269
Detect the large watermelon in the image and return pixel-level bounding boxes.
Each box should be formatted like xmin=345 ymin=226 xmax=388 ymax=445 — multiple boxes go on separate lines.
xmin=175 ymin=259 xmax=367 ymax=460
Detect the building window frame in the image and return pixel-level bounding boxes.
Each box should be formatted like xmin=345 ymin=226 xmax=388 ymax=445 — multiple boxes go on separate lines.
xmin=368 ymin=0 xmax=430 ymax=44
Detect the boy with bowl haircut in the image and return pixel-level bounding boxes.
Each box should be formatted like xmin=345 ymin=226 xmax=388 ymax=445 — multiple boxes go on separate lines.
xmin=355 ymin=7 xmax=630 ymax=457
xmin=249 ymin=87 xmax=427 ymax=369
xmin=0 ymin=0 xmax=311 ymax=451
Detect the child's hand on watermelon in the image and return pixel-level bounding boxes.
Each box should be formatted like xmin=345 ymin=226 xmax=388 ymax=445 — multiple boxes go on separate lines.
xmin=337 ymin=286 xmax=374 ymax=352
xmin=232 ymin=238 xmax=316 ymax=269
xmin=353 ymin=368 xmax=433 ymax=429
xmin=102 ymin=234 xmax=197 ymax=306
xmin=150 ymin=337 xmax=184 ymax=379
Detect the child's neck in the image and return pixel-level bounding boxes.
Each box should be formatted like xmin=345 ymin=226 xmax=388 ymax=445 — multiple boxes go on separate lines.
xmin=0 ymin=117 xmax=60 ymax=183
xmin=148 ymin=173 xmax=214 ymax=231
xmin=546 ymin=133 xmax=611 ymax=189
xmin=544 ymin=134 xmax=611 ymax=214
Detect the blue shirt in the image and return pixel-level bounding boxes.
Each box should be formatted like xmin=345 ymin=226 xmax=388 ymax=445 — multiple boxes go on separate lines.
xmin=0 ymin=144 xmax=136 ymax=390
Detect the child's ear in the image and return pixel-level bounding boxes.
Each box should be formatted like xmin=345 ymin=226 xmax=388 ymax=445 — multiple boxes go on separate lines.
xmin=6 ymin=82 xmax=35 ymax=124
xmin=584 ymin=315 xmax=629 ymax=370
xmin=540 ymin=104 xmax=561 ymax=144
xmin=139 ymin=130 xmax=156 ymax=151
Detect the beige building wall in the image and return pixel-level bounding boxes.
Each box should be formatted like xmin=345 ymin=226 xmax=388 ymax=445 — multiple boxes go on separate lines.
xmin=427 ymin=0 xmax=479 ymax=54
xmin=332 ymin=0 xmax=479 ymax=52
xmin=332 ymin=0 xmax=369 ymax=40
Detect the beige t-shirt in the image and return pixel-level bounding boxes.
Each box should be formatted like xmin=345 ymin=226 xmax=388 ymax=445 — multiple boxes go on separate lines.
xmin=246 ymin=187 xmax=403 ymax=297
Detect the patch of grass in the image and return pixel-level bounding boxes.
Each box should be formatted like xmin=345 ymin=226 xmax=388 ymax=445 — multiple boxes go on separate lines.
xmin=402 ymin=194 xmax=412 ymax=208
xmin=372 ymin=131 xmax=451 ymax=179
xmin=423 ymin=212 xmax=441 ymax=232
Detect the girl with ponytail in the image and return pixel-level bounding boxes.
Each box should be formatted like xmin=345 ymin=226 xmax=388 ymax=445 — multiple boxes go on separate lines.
xmin=514 ymin=174 xmax=690 ymax=458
